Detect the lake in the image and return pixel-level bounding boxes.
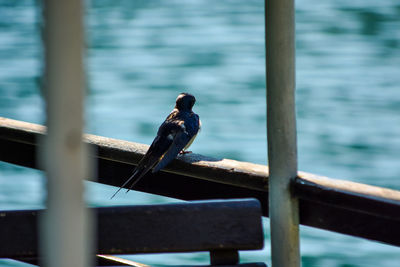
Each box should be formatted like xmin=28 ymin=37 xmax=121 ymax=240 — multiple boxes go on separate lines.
xmin=0 ymin=0 xmax=400 ymax=266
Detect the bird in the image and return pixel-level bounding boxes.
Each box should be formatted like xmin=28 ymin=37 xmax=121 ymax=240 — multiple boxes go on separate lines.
xmin=111 ymin=93 xmax=200 ymax=199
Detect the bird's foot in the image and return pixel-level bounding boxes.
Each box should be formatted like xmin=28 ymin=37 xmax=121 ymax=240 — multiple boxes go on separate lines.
xmin=179 ymin=150 xmax=192 ymax=155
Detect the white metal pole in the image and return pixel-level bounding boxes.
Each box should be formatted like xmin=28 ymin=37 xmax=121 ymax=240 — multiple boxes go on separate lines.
xmin=265 ymin=0 xmax=300 ymax=266
xmin=40 ymin=0 xmax=92 ymax=267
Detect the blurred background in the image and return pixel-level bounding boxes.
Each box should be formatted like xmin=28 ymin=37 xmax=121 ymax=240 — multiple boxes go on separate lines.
xmin=0 ymin=0 xmax=400 ymax=266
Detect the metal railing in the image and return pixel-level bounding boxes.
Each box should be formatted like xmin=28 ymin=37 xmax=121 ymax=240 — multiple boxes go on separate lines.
xmin=1 ymin=117 xmax=400 ymax=248
xmin=40 ymin=0 xmax=92 ymax=267
xmin=266 ymin=0 xmax=299 ymax=265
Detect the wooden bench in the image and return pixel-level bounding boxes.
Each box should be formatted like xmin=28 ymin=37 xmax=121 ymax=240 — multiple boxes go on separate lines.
xmin=0 ymin=198 xmax=266 ymax=266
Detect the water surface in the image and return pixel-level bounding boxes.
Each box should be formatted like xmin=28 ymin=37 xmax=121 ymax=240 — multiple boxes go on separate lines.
xmin=0 ymin=0 xmax=400 ymax=266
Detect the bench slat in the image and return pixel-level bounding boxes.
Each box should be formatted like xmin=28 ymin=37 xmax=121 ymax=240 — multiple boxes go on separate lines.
xmin=0 ymin=199 xmax=263 ymax=258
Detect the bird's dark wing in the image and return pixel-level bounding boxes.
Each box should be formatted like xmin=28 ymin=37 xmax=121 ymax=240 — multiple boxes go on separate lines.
xmin=152 ymin=129 xmax=192 ymax=173
xmin=110 ymin=127 xmax=175 ymax=199
xmin=125 ymin=136 xmax=171 ymax=185
xmin=111 ymin=110 xmax=199 ymax=199
xmin=152 ymin=112 xmax=200 ymax=173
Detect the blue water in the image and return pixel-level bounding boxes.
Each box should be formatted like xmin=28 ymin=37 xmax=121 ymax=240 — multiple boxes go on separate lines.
xmin=1 ymin=0 xmax=400 ymax=266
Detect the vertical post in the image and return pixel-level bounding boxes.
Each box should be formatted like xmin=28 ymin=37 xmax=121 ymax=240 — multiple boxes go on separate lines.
xmin=40 ymin=1 xmax=92 ymax=267
xmin=265 ymin=0 xmax=300 ymax=266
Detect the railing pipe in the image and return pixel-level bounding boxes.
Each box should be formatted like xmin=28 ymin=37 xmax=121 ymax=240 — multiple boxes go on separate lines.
xmin=265 ymin=0 xmax=300 ymax=266
xmin=2 ymin=117 xmax=400 ymax=246
xmin=40 ymin=1 xmax=92 ymax=267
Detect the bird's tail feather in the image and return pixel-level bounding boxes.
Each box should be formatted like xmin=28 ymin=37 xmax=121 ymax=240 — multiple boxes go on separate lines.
xmin=125 ymin=159 xmax=158 ymax=193
xmin=110 ymin=168 xmax=140 ymax=199
xmin=124 ymin=169 xmax=147 ymax=193
xmin=110 ymin=156 xmax=160 ymax=199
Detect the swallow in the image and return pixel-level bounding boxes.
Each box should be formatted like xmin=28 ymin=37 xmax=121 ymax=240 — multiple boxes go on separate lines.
xmin=111 ymin=93 xmax=200 ymax=199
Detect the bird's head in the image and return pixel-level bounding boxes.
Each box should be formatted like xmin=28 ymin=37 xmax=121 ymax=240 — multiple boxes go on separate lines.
xmin=175 ymin=93 xmax=196 ymax=111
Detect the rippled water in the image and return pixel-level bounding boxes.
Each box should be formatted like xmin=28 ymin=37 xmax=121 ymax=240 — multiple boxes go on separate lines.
xmin=1 ymin=0 xmax=400 ymax=266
